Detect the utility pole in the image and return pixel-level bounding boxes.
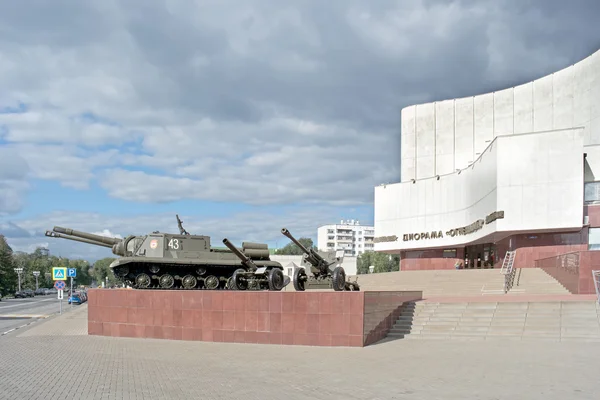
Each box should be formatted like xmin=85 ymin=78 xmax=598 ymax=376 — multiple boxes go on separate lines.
xmin=33 ymin=271 xmax=40 ymax=290
xmin=14 ymin=268 xmax=23 ymax=292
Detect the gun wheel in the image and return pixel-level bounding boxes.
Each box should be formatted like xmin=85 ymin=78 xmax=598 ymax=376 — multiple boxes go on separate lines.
xmin=181 ymin=275 xmax=197 ymax=289
xmin=231 ymin=269 xmax=248 ymax=290
xmin=204 ymin=275 xmax=219 ymax=290
xmin=267 ymin=268 xmax=285 ymax=291
xmin=293 ymin=268 xmax=307 ymax=291
xmin=331 ymin=267 xmax=346 ymax=291
xmin=135 ymin=273 xmax=151 ymax=289
xmin=159 ymin=274 xmax=175 ymax=289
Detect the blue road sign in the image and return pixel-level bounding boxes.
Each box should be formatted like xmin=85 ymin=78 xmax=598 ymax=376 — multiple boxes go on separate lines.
xmin=52 ymin=267 xmax=66 ymax=280
xmin=54 ymin=280 xmax=66 ymax=290
xmin=67 ymin=268 xmax=77 ymax=278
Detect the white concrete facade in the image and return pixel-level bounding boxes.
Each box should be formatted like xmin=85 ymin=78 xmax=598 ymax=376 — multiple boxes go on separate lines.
xmin=317 ymin=220 xmax=374 ymax=256
xmin=400 ymin=49 xmax=600 ymax=181
xmin=375 ymin=48 xmax=600 ymax=252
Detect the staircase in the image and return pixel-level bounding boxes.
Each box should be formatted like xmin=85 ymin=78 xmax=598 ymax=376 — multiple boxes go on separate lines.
xmin=387 ymin=300 xmax=600 ymax=341
xmin=352 ymin=267 xmax=570 ymax=297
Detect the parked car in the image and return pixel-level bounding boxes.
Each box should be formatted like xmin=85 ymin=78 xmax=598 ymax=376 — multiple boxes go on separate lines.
xmin=68 ymin=291 xmax=87 ymax=305
xmin=14 ymin=290 xmax=34 ymax=298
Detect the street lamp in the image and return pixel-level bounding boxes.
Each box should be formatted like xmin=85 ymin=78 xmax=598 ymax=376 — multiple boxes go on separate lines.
xmin=14 ymin=268 xmax=23 ymax=292
xmin=33 ymin=271 xmax=40 ymax=290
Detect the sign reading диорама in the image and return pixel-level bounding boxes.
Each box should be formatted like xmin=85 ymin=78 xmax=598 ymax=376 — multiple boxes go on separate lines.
xmin=373 ymin=211 xmax=504 ymax=243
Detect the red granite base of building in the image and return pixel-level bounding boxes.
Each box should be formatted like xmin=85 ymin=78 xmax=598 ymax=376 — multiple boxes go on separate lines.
xmin=399 ymin=205 xmax=600 ymax=272
xmin=87 ymin=289 xmax=422 ymax=347
xmin=399 ymin=229 xmax=589 ymax=271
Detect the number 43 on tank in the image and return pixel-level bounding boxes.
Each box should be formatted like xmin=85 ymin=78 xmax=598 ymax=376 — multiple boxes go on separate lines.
xmin=167 ymin=238 xmax=181 ymax=250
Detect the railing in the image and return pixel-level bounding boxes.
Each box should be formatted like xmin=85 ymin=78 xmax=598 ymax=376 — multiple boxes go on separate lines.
xmin=534 ymin=251 xmax=581 ymax=294
xmin=593 ymin=270 xmax=600 ymax=304
xmin=500 ymin=251 xmax=517 ymax=293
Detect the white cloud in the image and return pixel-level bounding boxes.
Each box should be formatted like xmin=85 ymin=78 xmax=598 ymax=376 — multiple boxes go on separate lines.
xmin=0 ymin=1 xmax=598 ymax=219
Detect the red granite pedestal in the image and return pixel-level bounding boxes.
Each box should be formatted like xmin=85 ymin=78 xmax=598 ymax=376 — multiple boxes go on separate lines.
xmin=87 ymin=289 xmax=422 ymax=347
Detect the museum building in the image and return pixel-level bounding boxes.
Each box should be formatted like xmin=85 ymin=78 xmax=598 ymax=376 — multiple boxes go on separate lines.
xmin=373 ymin=48 xmax=600 ymax=271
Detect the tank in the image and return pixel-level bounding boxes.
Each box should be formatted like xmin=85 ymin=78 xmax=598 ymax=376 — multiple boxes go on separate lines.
xmin=280 ymin=228 xmax=360 ymax=291
xmin=44 ymin=216 xmax=290 ymax=291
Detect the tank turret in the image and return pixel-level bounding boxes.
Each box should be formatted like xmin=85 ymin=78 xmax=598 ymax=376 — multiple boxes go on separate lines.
xmin=44 ymin=218 xmax=287 ymax=292
xmin=280 ymin=228 xmax=360 ymax=291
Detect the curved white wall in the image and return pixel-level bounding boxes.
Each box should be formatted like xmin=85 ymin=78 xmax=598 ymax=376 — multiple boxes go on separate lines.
xmin=375 ymin=128 xmax=584 ymax=252
xmin=401 ymin=48 xmax=600 ymax=182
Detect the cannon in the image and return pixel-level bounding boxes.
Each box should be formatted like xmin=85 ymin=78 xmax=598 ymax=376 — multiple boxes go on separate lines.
xmin=222 ymin=238 xmax=290 ymax=291
xmin=280 ymin=228 xmax=360 ymax=291
xmin=44 ymin=216 xmax=288 ymax=291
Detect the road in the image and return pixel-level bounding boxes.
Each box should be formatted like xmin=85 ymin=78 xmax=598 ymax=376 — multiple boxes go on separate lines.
xmin=0 ymin=294 xmax=65 ymax=335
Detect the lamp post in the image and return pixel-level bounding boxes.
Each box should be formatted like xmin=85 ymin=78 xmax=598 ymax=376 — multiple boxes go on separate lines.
xmin=14 ymin=268 xmax=23 ymax=292
xmin=33 ymin=271 xmax=40 ymax=290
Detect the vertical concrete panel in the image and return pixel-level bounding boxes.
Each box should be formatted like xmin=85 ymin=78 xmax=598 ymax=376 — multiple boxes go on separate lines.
xmin=415 ymin=103 xmax=435 ymax=179
xmin=434 ymin=100 xmax=455 ymax=175
xmin=572 ymin=56 xmax=591 ymax=142
xmin=533 ymin=75 xmax=553 ymax=131
xmin=473 ymin=93 xmax=494 ymax=158
xmin=513 ymin=82 xmax=533 ymax=134
xmin=493 ymin=88 xmax=514 ymax=136
xmin=400 ymin=106 xmax=416 ymax=181
xmin=552 ymin=66 xmax=574 ymax=130
xmin=454 ymin=97 xmax=474 ymax=170
xmin=590 ymin=51 xmax=600 ymax=144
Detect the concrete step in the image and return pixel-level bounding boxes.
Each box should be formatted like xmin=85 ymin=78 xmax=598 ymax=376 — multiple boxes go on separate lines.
xmin=386 ymin=300 xmax=600 ymax=342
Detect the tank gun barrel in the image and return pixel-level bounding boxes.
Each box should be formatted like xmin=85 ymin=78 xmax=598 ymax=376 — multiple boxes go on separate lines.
xmin=52 ymin=226 xmax=121 ymax=246
xmin=45 ymin=231 xmax=114 ymax=249
xmin=222 ymin=238 xmax=258 ymax=270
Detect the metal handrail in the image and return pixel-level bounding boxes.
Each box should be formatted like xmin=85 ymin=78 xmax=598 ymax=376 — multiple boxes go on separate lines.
xmin=593 ymin=270 xmax=600 ymax=305
xmin=501 ymin=251 xmax=517 ymax=293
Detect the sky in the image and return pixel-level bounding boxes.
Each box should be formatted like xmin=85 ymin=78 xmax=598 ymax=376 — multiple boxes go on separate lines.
xmin=0 ymin=0 xmax=599 ymax=262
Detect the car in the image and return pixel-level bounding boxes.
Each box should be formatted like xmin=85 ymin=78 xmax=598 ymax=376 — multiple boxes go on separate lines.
xmin=14 ymin=290 xmax=34 ymax=298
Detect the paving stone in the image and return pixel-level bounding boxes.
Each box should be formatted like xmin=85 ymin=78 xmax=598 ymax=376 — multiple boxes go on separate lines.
xmin=0 ymin=305 xmax=599 ymax=399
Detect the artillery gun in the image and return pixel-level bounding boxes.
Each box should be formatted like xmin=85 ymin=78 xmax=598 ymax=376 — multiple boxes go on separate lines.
xmin=280 ymin=228 xmax=360 ymax=291
xmin=44 ymin=218 xmax=289 ymax=291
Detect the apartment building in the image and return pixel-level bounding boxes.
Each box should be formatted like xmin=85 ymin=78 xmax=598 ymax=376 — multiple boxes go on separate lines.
xmin=317 ymin=220 xmax=375 ymax=257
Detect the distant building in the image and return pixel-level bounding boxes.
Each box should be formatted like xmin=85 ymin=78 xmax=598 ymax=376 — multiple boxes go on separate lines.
xmin=317 ymin=220 xmax=375 ymax=257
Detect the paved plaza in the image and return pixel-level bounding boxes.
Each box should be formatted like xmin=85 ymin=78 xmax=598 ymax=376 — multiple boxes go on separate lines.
xmin=0 ymin=304 xmax=598 ymax=400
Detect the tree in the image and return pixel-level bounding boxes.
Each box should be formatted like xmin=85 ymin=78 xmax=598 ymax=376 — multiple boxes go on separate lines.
xmin=0 ymin=235 xmax=16 ymax=295
xmin=276 ymin=238 xmax=316 ymax=255
xmin=356 ymin=251 xmax=400 ymax=274
xmin=91 ymin=257 xmax=119 ymax=286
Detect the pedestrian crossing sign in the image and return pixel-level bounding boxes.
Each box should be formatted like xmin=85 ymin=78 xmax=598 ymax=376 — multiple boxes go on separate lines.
xmin=52 ymin=267 xmax=67 ymax=280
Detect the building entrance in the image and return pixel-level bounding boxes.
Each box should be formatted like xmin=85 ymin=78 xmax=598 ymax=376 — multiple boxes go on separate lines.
xmin=463 ymin=243 xmax=497 ymax=269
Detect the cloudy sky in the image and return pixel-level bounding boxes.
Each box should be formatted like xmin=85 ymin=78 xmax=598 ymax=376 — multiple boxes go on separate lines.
xmin=0 ymin=0 xmax=598 ymax=261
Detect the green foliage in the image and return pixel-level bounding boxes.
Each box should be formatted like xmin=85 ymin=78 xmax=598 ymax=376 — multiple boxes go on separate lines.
xmin=91 ymin=257 xmax=120 ymax=286
xmin=0 ymin=239 xmax=94 ymax=295
xmin=275 ymin=237 xmax=316 ymax=255
xmin=356 ymin=251 xmax=400 ymax=274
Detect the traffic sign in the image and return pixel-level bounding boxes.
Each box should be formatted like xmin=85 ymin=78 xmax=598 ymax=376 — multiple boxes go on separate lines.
xmin=54 ymin=280 xmax=66 ymax=290
xmin=67 ymin=268 xmax=77 ymax=278
xmin=57 ymin=289 xmax=63 ymax=300
xmin=52 ymin=267 xmax=66 ymax=280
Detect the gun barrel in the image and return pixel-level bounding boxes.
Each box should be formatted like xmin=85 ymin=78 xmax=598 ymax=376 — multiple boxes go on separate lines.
xmin=222 ymin=238 xmax=251 ymax=263
xmin=45 ymin=231 xmax=114 ymax=249
xmin=53 ymin=226 xmax=120 ymax=246
xmin=280 ymin=228 xmax=311 ymax=254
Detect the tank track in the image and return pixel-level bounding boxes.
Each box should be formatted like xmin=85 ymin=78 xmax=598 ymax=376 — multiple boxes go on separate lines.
xmin=111 ymin=262 xmax=283 ymax=291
